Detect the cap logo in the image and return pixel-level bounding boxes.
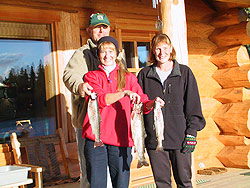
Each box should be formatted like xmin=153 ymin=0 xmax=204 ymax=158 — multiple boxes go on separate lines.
xmin=97 ymin=15 xmax=104 ymax=20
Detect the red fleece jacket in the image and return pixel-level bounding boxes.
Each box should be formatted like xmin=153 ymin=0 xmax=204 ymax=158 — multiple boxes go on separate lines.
xmin=83 ymin=64 xmax=150 ymax=147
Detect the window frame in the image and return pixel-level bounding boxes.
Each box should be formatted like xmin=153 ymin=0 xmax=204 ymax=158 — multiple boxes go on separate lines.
xmin=121 ymin=31 xmax=156 ymax=75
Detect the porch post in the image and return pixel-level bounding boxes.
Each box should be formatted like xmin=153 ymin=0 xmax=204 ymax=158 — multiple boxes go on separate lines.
xmin=161 ymin=0 xmax=189 ymax=66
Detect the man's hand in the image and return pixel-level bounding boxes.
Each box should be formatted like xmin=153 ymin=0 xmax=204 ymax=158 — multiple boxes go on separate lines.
xmin=78 ymin=82 xmax=93 ymax=97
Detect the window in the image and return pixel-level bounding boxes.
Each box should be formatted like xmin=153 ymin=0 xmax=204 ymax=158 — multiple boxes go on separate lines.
xmin=122 ymin=40 xmax=151 ymax=75
xmin=122 ymin=42 xmax=135 ymax=68
xmin=0 ymin=22 xmax=56 ymax=143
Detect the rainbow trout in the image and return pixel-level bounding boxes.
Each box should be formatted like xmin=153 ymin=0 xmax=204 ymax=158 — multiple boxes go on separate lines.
xmin=131 ymin=102 xmax=149 ymax=168
xmin=154 ymin=100 xmax=164 ymax=151
xmin=88 ymin=92 xmax=104 ymax=147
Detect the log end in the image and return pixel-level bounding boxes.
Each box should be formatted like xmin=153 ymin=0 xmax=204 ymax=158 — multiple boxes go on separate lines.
xmin=237 ymin=45 xmax=250 ymax=66
xmin=244 ymin=136 xmax=250 ymax=146
xmin=247 ymin=108 xmax=250 ymax=132
xmin=248 ymin=70 xmax=250 ymax=83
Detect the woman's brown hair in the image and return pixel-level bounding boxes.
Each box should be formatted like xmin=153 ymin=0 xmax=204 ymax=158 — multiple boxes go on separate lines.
xmin=148 ymin=33 xmax=176 ymax=64
xmin=98 ymin=41 xmax=130 ymax=91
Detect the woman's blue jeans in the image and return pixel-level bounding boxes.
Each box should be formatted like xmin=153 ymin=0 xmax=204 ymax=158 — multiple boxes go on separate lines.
xmin=84 ymin=138 xmax=132 ymax=188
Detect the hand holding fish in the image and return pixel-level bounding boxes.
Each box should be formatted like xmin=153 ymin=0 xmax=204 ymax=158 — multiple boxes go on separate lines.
xmin=123 ymin=90 xmax=141 ymax=104
xmin=154 ymin=97 xmax=165 ymax=107
xmin=78 ymin=82 xmax=93 ymax=97
xmin=146 ymin=97 xmax=165 ymax=110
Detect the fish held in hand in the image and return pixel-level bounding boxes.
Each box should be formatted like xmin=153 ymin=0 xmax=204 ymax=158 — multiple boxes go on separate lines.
xmin=154 ymin=100 xmax=164 ymax=151
xmin=131 ymin=102 xmax=149 ymax=168
xmin=88 ymin=92 xmax=104 ymax=147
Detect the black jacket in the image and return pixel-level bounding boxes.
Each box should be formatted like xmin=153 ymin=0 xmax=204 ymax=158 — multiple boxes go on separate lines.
xmin=137 ymin=60 xmax=206 ymax=150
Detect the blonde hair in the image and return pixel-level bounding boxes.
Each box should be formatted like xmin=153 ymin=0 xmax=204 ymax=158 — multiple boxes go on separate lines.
xmin=98 ymin=41 xmax=130 ymax=91
xmin=148 ymin=33 xmax=176 ymax=64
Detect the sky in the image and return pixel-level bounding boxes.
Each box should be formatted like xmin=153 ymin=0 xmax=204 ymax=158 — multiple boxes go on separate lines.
xmin=0 ymin=39 xmax=52 ymax=80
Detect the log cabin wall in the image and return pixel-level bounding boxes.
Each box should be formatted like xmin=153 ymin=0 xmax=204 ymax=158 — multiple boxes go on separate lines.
xmin=208 ymin=5 xmax=250 ymax=168
xmin=185 ymin=0 xmax=225 ymax=170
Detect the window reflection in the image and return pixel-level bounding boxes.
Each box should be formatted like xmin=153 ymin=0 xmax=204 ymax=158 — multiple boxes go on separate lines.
xmin=0 ymin=39 xmax=56 ymax=143
xmin=137 ymin=42 xmax=150 ymax=68
xmin=122 ymin=41 xmax=150 ymax=69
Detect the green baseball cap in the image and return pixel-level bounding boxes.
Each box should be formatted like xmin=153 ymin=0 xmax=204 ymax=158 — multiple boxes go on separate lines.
xmin=89 ymin=13 xmax=110 ymax=27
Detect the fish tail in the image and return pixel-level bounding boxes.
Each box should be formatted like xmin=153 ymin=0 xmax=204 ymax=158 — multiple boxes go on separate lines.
xmin=156 ymin=145 xmax=163 ymax=151
xmin=137 ymin=160 xmax=149 ymax=168
xmin=94 ymin=141 xmax=104 ymax=148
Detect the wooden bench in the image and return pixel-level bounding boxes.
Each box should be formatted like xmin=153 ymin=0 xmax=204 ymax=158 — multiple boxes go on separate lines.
xmin=0 ymin=137 xmax=42 ymax=188
xmin=9 ymin=128 xmax=76 ymax=187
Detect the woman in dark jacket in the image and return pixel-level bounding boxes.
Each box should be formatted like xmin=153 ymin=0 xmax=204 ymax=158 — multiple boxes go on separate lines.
xmin=137 ymin=33 xmax=206 ymax=188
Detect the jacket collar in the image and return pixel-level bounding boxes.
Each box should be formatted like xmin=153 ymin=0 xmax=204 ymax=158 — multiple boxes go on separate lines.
xmin=98 ymin=63 xmax=120 ymax=73
xmin=87 ymin=38 xmax=98 ymax=58
xmin=147 ymin=59 xmax=181 ymax=79
xmin=87 ymin=38 xmax=97 ymax=48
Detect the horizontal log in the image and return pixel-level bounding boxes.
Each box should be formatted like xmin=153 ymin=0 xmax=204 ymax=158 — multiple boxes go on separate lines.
xmin=185 ymin=0 xmax=215 ymax=22
xmin=209 ymin=22 xmax=250 ymax=47
xmin=217 ymin=145 xmax=250 ymax=168
xmin=189 ymin=55 xmax=221 ymax=97
xmin=115 ymin=23 xmax=156 ymax=32
xmin=3 ymin=0 xmax=157 ymax=17
xmin=215 ymin=0 xmax=250 ymax=6
xmin=0 ymin=4 xmax=61 ymax=23
xmin=78 ymin=8 xmax=158 ymax=30
xmin=214 ymin=87 xmax=250 ymax=103
xmin=210 ymin=8 xmax=248 ymax=28
xmin=213 ymin=2 xmax=247 ymax=12
xmin=213 ymin=100 xmax=250 ymax=136
xmin=212 ymin=64 xmax=250 ymax=89
xmin=218 ymin=135 xmax=250 ymax=146
xmin=0 ymin=1 xmax=79 ymax=13
xmin=188 ymin=37 xmax=217 ymax=55
xmin=187 ymin=21 xmax=215 ymax=39
xmin=201 ymin=97 xmax=222 ymax=118
xmin=195 ymin=137 xmax=224 ymax=163
xmin=210 ymin=45 xmax=250 ymax=69
xmin=197 ymin=75 xmax=221 ymax=98
xmin=197 ymin=118 xmax=221 ymax=139
xmin=195 ymin=156 xmax=224 ymax=170
xmin=79 ymin=16 xmax=158 ymax=31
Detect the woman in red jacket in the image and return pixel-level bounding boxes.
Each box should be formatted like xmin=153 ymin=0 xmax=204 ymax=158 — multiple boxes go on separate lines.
xmin=82 ymin=36 xmax=164 ymax=188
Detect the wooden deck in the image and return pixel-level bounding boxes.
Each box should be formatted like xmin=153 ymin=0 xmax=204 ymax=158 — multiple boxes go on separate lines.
xmin=197 ymin=168 xmax=250 ymax=188
xmin=49 ymin=168 xmax=250 ymax=188
xmin=129 ymin=157 xmax=154 ymax=188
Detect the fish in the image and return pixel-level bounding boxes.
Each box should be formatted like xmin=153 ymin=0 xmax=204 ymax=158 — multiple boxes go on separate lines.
xmin=87 ymin=92 xmax=104 ymax=147
xmin=153 ymin=100 xmax=164 ymax=151
xmin=131 ymin=102 xmax=149 ymax=168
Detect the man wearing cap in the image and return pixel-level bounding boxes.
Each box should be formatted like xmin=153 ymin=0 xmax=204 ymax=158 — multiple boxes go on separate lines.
xmin=63 ymin=13 xmax=116 ymax=188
